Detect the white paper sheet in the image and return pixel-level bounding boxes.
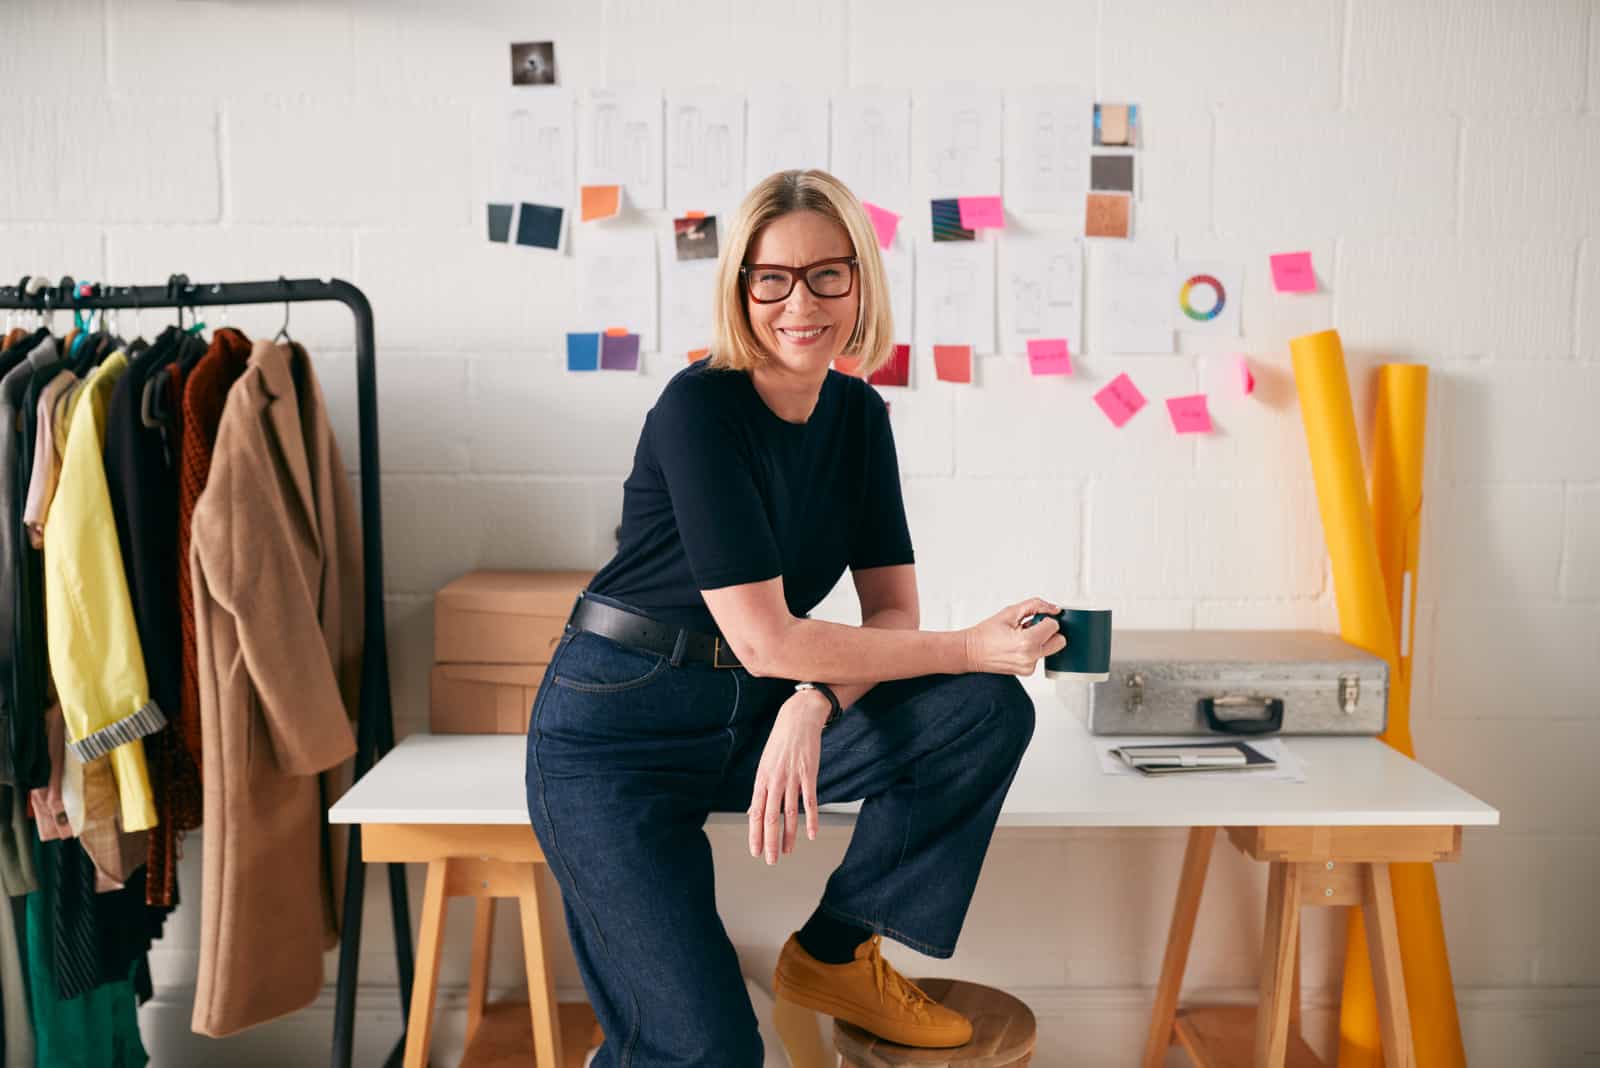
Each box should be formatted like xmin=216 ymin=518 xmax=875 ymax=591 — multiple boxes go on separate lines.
xmin=491 ymin=89 xmax=574 ymax=208
xmin=1098 ymin=238 xmax=1176 ymax=354
xmin=665 ymin=92 xmax=746 ymax=213
xmin=576 ymin=231 xmax=658 ymax=351
xmin=660 ymin=237 xmax=717 ymax=359
xmin=745 ymin=94 xmax=830 ymax=186
xmin=1173 ymin=260 xmax=1243 ymax=337
xmin=917 ymin=87 xmax=1003 ymax=200
xmin=1092 ymin=736 xmax=1308 ymax=783
xmin=1005 ymin=89 xmax=1094 ymax=216
xmin=579 ymin=88 xmax=664 ymax=210
xmin=915 ymin=237 xmax=995 ymax=354
xmin=830 ymin=89 xmax=912 ymax=209
xmin=1001 ymin=235 xmax=1083 ymax=356
xmin=881 ymin=242 xmax=914 ymax=346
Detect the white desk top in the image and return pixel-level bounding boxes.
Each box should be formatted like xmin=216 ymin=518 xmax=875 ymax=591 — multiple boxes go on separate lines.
xmin=330 ymin=696 xmax=1498 ymax=829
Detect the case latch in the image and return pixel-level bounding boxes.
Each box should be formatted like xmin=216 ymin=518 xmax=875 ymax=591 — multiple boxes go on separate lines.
xmin=1124 ymin=671 xmax=1145 ymax=715
xmin=1338 ymin=674 xmax=1360 ymax=716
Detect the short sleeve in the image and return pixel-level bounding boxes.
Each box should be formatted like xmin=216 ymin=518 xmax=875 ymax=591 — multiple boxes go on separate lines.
xmin=849 ymin=395 xmax=915 ymax=571
xmin=651 ymin=381 xmax=784 ymax=591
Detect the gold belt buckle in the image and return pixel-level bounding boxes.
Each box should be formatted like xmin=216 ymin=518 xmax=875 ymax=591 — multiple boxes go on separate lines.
xmin=712 ymin=637 xmax=738 ymax=669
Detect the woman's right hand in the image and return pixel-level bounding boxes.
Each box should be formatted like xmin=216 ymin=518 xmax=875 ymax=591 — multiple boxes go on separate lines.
xmin=962 ymin=597 xmax=1067 ymax=675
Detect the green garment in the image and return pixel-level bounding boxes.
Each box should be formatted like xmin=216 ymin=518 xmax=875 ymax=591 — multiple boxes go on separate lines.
xmin=24 ymin=838 xmax=147 ymax=1068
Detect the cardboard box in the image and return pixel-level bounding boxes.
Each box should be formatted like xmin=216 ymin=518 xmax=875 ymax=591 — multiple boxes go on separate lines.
xmin=430 ymin=570 xmax=593 ymax=733
xmin=430 ymin=663 xmax=543 ymax=734
xmin=433 ymin=570 xmax=593 ymax=665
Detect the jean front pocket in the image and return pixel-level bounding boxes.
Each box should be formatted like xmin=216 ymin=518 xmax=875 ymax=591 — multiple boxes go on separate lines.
xmin=551 ymin=631 xmax=667 ymax=695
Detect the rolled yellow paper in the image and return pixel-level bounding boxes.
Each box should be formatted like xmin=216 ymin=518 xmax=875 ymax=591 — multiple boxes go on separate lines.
xmin=1289 ymin=329 xmax=1397 ymax=666
xmin=1340 ymin=363 xmax=1466 ymax=1068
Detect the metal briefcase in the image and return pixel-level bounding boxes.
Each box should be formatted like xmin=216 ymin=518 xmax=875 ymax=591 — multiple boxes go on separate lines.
xmin=1086 ymin=630 xmax=1388 ymax=736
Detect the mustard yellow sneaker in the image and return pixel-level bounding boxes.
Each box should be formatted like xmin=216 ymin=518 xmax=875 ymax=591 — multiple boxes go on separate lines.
xmin=773 ymin=933 xmax=973 ymax=1048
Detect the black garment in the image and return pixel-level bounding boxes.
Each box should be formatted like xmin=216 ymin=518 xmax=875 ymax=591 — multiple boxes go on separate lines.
xmin=104 ymin=327 xmax=187 ymax=729
xmin=2 ymin=339 xmax=61 ymax=792
xmin=588 ymin=359 xmax=914 ymax=634
xmin=51 ymin=842 xmax=164 ymax=1002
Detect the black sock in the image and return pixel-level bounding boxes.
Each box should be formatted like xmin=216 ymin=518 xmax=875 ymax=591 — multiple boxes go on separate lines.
xmin=795 ymin=908 xmax=873 ymax=965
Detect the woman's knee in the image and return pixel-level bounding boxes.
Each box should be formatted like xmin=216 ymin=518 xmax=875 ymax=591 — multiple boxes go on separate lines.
xmin=955 ymin=672 xmax=1036 ymax=757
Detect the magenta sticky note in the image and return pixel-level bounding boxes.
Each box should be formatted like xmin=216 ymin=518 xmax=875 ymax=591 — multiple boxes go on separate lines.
xmin=1093 ymin=372 xmax=1146 ymax=428
xmin=1236 ymin=355 xmax=1255 ymax=395
xmin=1166 ymin=393 xmax=1213 ymax=434
xmin=957 ymin=196 xmax=1005 ymax=230
xmin=863 ymin=201 xmax=900 ymax=250
xmin=1026 ymin=338 xmax=1072 ymax=376
xmin=1269 ymin=251 xmax=1317 ymax=293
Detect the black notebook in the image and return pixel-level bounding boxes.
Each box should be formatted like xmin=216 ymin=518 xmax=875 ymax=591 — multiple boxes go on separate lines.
xmin=1112 ymin=740 xmax=1277 ymax=776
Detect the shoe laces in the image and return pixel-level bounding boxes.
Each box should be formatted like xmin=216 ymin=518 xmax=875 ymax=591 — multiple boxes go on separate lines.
xmin=863 ymin=936 xmax=936 ymax=1022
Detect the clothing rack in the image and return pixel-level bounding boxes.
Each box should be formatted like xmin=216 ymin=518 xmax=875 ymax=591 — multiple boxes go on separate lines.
xmin=0 ymin=275 xmax=415 ymax=1068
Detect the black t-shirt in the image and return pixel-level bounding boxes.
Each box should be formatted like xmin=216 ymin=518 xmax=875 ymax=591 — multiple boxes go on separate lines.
xmin=587 ymin=358 xmax=915 ymax=634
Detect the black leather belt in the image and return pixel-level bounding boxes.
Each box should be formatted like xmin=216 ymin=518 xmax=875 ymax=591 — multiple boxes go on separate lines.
xmin=567 ymin=594 xmax=742 ymax=668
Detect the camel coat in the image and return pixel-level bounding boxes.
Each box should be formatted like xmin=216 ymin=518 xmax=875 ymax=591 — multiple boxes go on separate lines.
xmin=190 ymin=338 xmax=361 ymax=1036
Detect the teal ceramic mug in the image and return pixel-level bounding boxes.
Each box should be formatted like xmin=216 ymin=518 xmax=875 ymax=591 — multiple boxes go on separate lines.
xmin=1025 ymin=608 xmax=1113 ymax=681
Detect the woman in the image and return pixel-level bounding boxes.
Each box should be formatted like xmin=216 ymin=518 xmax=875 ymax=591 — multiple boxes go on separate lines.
xmin=526 ymin=169 xmax=1065 ymax=1067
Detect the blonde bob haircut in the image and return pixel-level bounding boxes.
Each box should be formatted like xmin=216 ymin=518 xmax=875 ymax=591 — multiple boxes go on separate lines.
xmin=709 ymin=169 xmax=896 ymax=376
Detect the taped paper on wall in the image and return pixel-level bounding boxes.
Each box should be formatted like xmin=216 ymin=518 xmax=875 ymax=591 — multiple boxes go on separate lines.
xmin=745 ymin=94 xmax=829 ymax=186
xmin=915 ymin=237 xmax=995 ymax=354
xmin=666 ymin=91 xmax=745 ymax=213
xmin=1005 ymin=89 xmax=1093 ymax=215
xmin=577 ymin=231 xmax=658 ymax=350
xmin=1002 ymin=235 xmax=1083 ymax=357
xmin=1099 ymin=239 xmax=1175 ymax=354
xmin=919 ymin=87 xmax=1003 ymax=199
xmin=579 ymin=88 xmax=664 ymax=210
xmin=832 ymin=90 xmax=912 ymax=208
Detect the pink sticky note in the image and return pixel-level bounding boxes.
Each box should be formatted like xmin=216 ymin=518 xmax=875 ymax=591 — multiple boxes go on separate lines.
xmin=863 ymin=201 xmax=900 ymax=250
xmin=1166 ymin=394 xmax=1213 ymax=434
xmin=933 ymin=344 xmax=973 ymax=383
xmin=1236 ymin=355 xmax=1255 ymax=395
xmin=1026 ymin=338 xmax=1072 ymax=376
xmin=957 ymin=196 xmax=1005 ymax=230
xmin=1093 ymin=373 xmax=1146 ymax=428
xmin=1269 ymin=251 xmax=1317 ymax=293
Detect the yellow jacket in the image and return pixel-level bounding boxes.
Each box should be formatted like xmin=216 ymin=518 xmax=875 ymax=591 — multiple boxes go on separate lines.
xmin=44 ymin=350 xmax=161 ymax=832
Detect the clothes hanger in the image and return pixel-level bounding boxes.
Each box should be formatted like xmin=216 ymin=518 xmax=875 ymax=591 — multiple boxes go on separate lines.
xmin=273 ymin=276 xmax=293 ymax=343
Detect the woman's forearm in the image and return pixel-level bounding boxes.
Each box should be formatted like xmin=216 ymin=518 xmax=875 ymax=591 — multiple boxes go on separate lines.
xmin=824 ymin=608 xmax=916 ymax=709
xmin=753 ymin=612 xmax=968 ymax=685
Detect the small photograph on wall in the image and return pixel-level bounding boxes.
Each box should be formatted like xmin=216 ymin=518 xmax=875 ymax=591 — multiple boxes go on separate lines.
xmin=674 ymin=216 xmax=719 ymax=261
xmin=510 ymin=41 xmax=557 ymax=86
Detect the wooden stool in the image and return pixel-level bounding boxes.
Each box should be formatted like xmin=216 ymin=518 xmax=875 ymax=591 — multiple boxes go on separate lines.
xmin=833 ymin=979 xmax=1037 ymax=1068
xmin=363 ymin=825 xmax=602 ymax=1067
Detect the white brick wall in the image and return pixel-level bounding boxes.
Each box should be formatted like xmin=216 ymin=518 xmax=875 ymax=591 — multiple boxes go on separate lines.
xmin=4 ymin=1 xmax=1598 ymax=1064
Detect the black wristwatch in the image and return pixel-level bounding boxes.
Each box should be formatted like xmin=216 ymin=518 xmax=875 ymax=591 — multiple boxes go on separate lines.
xmin=794 ymin=682 xmax=842 ymax=728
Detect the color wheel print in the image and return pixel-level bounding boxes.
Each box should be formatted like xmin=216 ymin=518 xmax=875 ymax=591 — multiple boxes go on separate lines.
xmin=1179 ymin=274 xmax=1225 ymax=322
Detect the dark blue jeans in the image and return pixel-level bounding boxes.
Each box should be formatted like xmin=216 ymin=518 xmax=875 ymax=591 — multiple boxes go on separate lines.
xmin=524 ymin=602 xmax=1036 ymax=1068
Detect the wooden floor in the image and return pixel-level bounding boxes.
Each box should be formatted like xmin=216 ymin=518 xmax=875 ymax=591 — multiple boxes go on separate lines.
xmin=459 ymin=1001 xmax=601 ymax=1068
xmin=1173 ymin=1007 xmax=1321 ymax=1068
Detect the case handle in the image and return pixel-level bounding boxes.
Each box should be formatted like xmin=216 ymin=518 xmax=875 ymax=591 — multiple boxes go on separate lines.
xmin=1198 ymin=694 xmax=1284 ymax=735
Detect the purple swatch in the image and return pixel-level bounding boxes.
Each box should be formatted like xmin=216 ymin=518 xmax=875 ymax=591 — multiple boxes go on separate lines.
xmin=600 ymin=332 xmax=641 ymax=371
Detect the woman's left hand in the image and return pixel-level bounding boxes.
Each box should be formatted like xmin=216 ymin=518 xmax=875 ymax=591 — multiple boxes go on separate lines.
xmin=748 ymin=689 xmax=831 ymax=865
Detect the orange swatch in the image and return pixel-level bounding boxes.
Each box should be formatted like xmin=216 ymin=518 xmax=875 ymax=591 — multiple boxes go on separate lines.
xmin=1085 ymin=192 xmax=1130 ymax=238
xmin=688 ymin=348 xmax=709 ymax=363
xmin=581 ymin=185 xmax=621 ymax=222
